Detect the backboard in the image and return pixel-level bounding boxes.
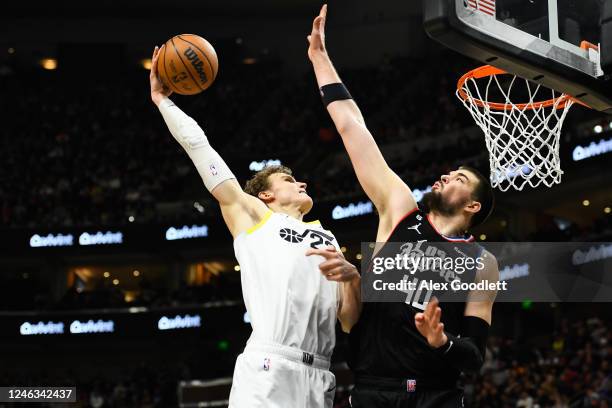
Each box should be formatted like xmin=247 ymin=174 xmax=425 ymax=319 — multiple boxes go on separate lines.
xmin=424 ymin=0 xmax=612 ymax=113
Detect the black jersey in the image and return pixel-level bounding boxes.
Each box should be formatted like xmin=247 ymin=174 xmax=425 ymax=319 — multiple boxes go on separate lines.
xmin=349 ymin=206 xmax=483 ymax=384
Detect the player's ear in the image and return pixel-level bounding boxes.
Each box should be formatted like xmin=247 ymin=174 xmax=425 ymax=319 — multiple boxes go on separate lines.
xmin=465 ymin=200 xmax=481 ymax=215
xmin=258 ymin=190 xmax=274 ymax=203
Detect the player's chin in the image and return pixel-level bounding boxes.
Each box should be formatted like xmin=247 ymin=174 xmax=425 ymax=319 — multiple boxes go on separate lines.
xmin=300 ymin=195 xmax=314 ymax=213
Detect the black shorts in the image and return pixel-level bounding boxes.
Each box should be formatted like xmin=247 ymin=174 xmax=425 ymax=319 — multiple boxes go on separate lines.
xmin=350 ymin=376 xmax=465 ymax=408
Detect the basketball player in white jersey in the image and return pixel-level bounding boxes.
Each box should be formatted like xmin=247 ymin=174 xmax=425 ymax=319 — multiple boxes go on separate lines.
xmin=149 ymin=45 xmax=361 ymax=408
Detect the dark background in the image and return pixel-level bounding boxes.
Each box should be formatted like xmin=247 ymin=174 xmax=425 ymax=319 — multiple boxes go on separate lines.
xmin=0 ymin=0 xmax=611 ymax=407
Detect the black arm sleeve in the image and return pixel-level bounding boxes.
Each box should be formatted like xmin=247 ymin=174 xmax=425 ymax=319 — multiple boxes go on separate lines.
xmin=434 ymin=315 xmax=490 ymax=373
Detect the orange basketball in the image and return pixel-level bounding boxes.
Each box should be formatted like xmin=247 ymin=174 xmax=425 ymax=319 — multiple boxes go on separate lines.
xmin=157 ymin=34 xmax=218 ymax=95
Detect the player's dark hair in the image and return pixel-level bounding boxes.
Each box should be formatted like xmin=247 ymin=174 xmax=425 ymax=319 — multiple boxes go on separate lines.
xmin=244 ymin=165 xmax=293 ymax=197
xmin=460 ymin=165 xmax=494 ymax=228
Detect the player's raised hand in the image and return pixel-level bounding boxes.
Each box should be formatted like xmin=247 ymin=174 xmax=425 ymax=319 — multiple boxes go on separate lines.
xmin=307 ymin=4 xmax=328 ymax=62
xmin=150 ymin=45 xmax=173 ymax=105
xmin=415 ymin=297 xmax=448 ymax=348
xmin=306 ymin=245 xmax=359 ymax=282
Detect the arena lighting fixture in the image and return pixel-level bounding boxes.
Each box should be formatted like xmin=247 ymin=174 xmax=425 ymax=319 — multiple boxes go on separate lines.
xmin=40 ymin=58 xmax=57 ymax=70
xmin=112 ymin=279 xmax=119 ymax=285
xmin=594 ymin=125 xmax=603 ymax=134
xmin=217 ymin=340 xmax=230 ymax=351
xmin=103 ymin=272 xmax=110 ymax=278
xmin=8 ymin=47 xmax=15 ymax=54
xmin=480 ymin=234 xmax=487 ymax=240
xmin=605 ymin=207 xmax=611 ymax=214
xmin=128 ymin=215 xmax=135 ymax=222
xmin=133 ymin=270 xmax=140 ymax=277
xmin=340 ymin=246 xmax=347 ymax=253
xmin=554 ymin=218 xmax=571 ymax=231
xmin=141 ymin=58 xmax=152 ymax=70
xmin=583 ymin=200 xmax=591 ymax=207
xmin=234 ymin=265 xmax=240 ymax=272
xmin=356 ymin=253 xmax=363 ymax=260
xmin=193 ymin=201 xmax=205 ymax=213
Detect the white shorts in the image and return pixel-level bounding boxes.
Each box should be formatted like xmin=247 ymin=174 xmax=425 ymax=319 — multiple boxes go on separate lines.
xmin=228 ymin=341 xmax=336 ymax=408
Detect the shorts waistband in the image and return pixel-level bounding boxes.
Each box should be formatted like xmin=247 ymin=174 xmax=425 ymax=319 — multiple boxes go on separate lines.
xmin=355 ymin=374 xmax=458 ymax=391
xmin=244 ymin=340 xmax=331 ymax=370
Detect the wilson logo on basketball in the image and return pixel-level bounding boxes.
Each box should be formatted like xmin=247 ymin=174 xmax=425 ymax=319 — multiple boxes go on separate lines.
xmin=183 ymin=48 xmax=208 ymax=83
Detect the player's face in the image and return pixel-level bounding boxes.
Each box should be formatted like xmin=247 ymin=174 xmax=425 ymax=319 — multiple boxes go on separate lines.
xmin=430 ymin=169 xmax=479 ymax=213
xmin=266 ymin=173 xmax=313 ymax=213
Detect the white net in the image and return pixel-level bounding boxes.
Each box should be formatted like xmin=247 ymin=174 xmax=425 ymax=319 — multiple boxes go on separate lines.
xmin=457 ymin=67 xmax=575 ymax=191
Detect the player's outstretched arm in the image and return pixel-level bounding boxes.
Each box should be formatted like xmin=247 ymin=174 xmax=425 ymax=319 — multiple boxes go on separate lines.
xmin=307 ymin=5 xmax=416 ymax=225
xmin=150 ymin=46 xmax=268 ymax=237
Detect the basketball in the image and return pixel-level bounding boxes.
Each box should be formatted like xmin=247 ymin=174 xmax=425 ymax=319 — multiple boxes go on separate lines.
xmin=157 ymin=34 xmax=218 ymax=95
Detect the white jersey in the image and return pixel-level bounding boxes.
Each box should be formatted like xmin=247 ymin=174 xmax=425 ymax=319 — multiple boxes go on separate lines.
xmin=234 ymin=211 xmax=339 ymax=358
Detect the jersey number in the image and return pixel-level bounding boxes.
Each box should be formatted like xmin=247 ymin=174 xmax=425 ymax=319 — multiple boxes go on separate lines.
xmin=400 ymin=275 xmax=433 ymax=311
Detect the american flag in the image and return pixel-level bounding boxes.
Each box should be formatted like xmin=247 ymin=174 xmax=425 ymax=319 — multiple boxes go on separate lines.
xmin=466 ymin=0 xmax=496 ymax=17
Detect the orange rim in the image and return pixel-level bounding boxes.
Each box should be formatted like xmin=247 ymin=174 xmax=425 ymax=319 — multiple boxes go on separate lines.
xmin=457 ymin=65 xmax=582 ymax=111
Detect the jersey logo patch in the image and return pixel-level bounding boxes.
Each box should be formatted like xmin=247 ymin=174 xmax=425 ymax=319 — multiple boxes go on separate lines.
xmin=278 ymin=228 xmax=334 ymax=249
xmin=263 ymin=357 xmax=271 ymax=371
xmin=302 ymin=352 xmax=314 ymax=365
xmin=407 ymin=223 xmax=422 ymax=235
xmin=209 ymin=164 xmax=218 ymax=176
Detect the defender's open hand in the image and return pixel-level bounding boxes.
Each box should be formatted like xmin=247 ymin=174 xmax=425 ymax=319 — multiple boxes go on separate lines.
xmin=307 ymin=4 xmax=328 ymax=62
xmin=415 ymin=297 xmax=448 ymax=348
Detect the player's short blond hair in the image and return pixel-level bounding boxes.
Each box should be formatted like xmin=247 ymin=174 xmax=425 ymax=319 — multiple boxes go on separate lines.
xmin=244 ymin=165 xmax=293 ymax=197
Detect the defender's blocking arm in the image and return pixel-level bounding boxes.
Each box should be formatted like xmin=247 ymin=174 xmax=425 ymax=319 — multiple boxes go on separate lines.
xmin=307 ymin=5 xmax=416 ymax=227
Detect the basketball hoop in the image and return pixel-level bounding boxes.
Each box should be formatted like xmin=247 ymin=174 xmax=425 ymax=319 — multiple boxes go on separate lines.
xmin=456 ymin=65 xmax=582 ymax=191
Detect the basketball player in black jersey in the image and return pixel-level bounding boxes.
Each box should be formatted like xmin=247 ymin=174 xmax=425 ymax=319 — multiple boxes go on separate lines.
xmin=308 ymin=5 xmax=499 ymax=408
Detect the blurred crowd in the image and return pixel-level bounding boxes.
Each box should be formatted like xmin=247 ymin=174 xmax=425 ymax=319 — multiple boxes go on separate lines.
xmin=0 ymin=270 xmax=242 ymax=311
xmin=0 ymin=62 xmax=277 ymax=228
xmin=0 ymin=314 xmax=608 ymax=408
xmin=468 ymin=317 xmax=611 ymax=407
xmin=57 ymin=274 xmax=241 ymax=311
xmin=2 ymin=53 xmax=605 ymax=229
xmin=0 ymin=363 xmax=179 ymax=408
